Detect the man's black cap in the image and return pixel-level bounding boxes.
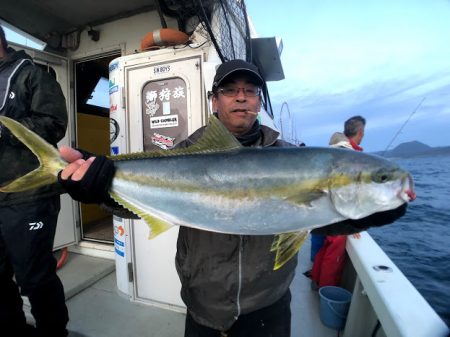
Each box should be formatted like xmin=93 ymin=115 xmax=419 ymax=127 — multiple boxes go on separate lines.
xmin=212 ymin=59 xmax=264 ymax=90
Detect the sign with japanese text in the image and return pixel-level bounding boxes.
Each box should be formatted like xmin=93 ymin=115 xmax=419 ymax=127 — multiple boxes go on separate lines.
xmin=141 ymin=77 xmax=188 ymax=151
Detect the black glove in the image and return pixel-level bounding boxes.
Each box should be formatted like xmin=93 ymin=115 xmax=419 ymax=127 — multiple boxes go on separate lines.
xmin=311 ymin=203 xmax=407 ymax=236
xmin=58 ymin=155 xmax=115 ymax=204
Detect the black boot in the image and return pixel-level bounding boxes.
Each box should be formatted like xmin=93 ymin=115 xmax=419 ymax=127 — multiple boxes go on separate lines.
xmin=28 ymin=277 xmax=69 ymax=337
xmin=0 ymin=277 xmax=32 ymax=337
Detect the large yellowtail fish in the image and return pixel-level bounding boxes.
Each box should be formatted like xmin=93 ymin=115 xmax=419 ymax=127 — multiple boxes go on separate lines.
xmin=0 ymin=116 xmax=415 ymax=269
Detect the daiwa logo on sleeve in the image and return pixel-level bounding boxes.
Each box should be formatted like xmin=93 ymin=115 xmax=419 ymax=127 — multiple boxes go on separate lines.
xmin=29 ymin=221 xmax=44 ymax=230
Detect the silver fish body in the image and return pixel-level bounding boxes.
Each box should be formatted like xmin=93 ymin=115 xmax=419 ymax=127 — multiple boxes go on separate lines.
xmin=111 ymin=146 xmax=412 ymax=235
xmin=0 ymin=115 xmax=414 ymax=269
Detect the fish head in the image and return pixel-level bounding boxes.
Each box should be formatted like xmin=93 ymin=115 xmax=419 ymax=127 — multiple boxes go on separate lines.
xmin=329 ymin=155 xmax=415 ymax=220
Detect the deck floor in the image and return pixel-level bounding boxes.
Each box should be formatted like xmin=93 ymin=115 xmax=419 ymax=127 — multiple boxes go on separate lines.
xmin=26 ymin=237 xmax=338 ymax=337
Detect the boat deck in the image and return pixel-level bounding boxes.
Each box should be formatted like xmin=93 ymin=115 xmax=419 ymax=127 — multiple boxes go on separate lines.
xmin=26 ymin=239 xmax=337 ymax=337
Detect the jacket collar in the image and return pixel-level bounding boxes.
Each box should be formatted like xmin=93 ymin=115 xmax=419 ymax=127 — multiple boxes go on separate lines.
xmin=257 ymin=124 xmax=281 ymax=147
xmin=349 ymin=138 xmax=363 ymax=151
xmin=0 ymin=48 xmax=32 ymax=69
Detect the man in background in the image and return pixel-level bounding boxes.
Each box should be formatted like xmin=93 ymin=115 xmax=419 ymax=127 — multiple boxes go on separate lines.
xmin=310 ymin=116 xmax=366 ymax=288
xmin=329 ymin=115 xmax=366 ymax=150
xmin=0 ymin=26 xmax=69 ymax=337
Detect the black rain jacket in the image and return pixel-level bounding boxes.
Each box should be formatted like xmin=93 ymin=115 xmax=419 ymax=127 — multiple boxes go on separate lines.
xmin=0 ymin=48 xmax=67 ymax=205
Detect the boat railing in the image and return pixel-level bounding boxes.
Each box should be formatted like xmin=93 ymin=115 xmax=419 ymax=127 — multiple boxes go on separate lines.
xmin=342 ymin=232 xmax=449 ymax=337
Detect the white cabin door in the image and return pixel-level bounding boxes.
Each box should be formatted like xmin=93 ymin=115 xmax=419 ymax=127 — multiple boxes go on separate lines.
xmin=124 ymin=52 xmax=205 ymax=308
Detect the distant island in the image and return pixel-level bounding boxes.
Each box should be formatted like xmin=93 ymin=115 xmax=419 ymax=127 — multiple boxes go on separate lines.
xmin=372 ymin=141 xmax=450 ymax=158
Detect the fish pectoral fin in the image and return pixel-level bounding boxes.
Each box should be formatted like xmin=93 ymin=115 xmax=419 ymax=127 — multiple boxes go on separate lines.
xmin=271 ymin=231 xmax=309 ymax=270
xmin=286 ymin=190 xmax=327 ymax=207
xmin=110 ymin=192 xmax=173 ymax=239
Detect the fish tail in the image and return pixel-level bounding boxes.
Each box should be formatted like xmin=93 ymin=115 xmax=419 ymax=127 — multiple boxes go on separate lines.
xmin=0 ymin=116 xmax=66 ymax=192
xmin=271 ymin=231 xmax=309 ymax=270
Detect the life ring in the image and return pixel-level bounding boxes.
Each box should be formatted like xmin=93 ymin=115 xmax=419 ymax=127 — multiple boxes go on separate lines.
xmin=141 ymin=28 xmax=189 ymax=50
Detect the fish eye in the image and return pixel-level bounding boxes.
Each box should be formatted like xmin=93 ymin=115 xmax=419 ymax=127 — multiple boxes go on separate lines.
xmin=372 ymin=169 xmax=391 ymax=183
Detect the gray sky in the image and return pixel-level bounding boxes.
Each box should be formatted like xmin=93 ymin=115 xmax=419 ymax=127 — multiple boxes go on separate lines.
xmin=246 ymin=0 xmax=450 ymax=151
xmin=3 ymin=2 xmax=449 ymax=152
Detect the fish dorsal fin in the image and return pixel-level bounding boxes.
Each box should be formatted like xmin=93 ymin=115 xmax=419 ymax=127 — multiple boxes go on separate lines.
xmin=270 ymin=231 xmax=309 ymax=270
xmin=110 ymin=115 xmax=242 ymax=161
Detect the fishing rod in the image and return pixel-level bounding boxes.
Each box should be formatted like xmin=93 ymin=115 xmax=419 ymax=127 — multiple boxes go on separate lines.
xmin=382 ymin=97 xmax=426 ymax=156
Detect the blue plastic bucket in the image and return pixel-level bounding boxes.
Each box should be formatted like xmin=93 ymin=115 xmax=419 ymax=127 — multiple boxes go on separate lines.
xmin=318 ymin=286 xmax=352 ymax=330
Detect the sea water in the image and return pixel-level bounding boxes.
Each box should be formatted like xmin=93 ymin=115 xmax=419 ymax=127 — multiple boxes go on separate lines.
xmin=369 ymin=154 xmax=450 ymax=327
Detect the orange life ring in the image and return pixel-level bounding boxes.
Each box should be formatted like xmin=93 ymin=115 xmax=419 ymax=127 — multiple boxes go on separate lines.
xmin=141 ymin=28 xmax=189 ymax=50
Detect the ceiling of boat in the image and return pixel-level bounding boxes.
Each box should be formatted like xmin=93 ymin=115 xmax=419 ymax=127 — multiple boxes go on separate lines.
xmin=0 ymin=0 xmax=157 ymax=47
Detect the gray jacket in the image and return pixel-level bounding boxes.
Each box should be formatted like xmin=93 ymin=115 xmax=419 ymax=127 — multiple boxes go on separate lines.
xmin=174 ymin=123 xmax=298 ymax=330
xmin=328 ymin=132 xmax=352 ymax=149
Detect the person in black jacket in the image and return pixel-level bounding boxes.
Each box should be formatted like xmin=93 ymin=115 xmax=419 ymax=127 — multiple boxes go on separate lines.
xmin=0 ymin=26 xmax=68 ymax=337
xmin=57 ymin=59 xmax=406 ymax=337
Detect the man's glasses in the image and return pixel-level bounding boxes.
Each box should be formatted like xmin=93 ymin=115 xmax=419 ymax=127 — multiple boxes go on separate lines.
xmin=217 ymin=87 xmax=261 ymax=97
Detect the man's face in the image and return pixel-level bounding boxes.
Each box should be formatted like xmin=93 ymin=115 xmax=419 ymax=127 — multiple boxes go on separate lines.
xmin=356 ymin=128 xmax=365 ymax=145
xmin=212 ymin=76 xmax=261 ymax=136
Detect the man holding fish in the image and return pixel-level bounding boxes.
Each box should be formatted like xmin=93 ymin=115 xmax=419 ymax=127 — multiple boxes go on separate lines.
xmin=0 ymin=59 xmax=414 ymax=337
xmin=59 ymin=59 xmax=302 ymax=336
xmin=0 ymin=25 xmax=68 ymax=337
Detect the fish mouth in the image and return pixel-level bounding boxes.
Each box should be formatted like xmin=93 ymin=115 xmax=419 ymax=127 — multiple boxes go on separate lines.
xmin=399 ymin=174 xmax=416 ymax=202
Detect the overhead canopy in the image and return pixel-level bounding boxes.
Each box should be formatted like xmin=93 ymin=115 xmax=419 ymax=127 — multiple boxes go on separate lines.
xmin=0 ymin=0 xmax=157 ymax=49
